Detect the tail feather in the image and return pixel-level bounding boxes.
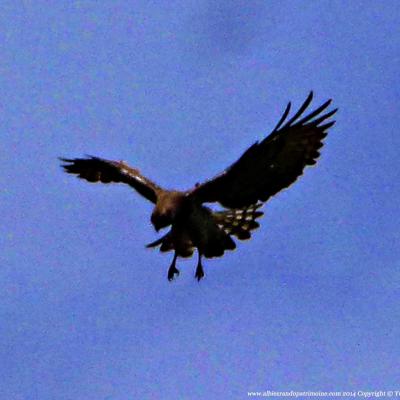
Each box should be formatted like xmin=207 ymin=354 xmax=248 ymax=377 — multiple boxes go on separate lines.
xmin=212 ymin=203 xmax=264 ymax=241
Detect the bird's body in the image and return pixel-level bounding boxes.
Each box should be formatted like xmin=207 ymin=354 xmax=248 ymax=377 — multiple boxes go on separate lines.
xmin=61 ymin=92 xmax=337 ymax=281
xmin=146 ymin=190 xmax=244 ymax=279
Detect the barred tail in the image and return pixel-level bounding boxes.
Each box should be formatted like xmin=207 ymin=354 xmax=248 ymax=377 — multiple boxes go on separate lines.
xmin=212 ymin=203 xmax=264 ymax=240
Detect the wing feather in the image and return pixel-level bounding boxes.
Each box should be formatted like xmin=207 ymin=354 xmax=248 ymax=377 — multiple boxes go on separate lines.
xmin=284 ymin=91 xmax=314 ymax=127
xmin=189 ymin=92 xmax=337 ymax=208
xmin=272 ymin=101 xmax=291 ymax=132
xmin=60 ymin=156 xmax=161 ymax=203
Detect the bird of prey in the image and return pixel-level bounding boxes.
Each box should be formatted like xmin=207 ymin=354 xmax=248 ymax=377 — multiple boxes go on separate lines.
xmin=60 ymin=92 xmax=337 ymax=281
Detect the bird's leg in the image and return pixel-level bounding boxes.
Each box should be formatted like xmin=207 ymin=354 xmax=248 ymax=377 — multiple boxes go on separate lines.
xmin=167 ymin=252 xmax=179 ymax=281
xmin=195 ymin=251 xmax=205 ymax=281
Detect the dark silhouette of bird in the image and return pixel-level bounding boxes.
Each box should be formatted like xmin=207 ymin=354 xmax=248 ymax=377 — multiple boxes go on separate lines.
xmin=60 ymin=92 xmax=337 ymax=281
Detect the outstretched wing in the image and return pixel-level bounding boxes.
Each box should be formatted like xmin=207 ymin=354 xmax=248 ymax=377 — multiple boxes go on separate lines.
xmin=60 ymin=156 xmax=162 ymax=203
xmin=189 ymin=92 xmax=337 ymax=208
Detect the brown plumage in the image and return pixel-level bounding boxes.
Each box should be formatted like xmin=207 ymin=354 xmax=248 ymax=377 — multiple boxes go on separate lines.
xmin=60 ymin=92 xmax=337 ymax=281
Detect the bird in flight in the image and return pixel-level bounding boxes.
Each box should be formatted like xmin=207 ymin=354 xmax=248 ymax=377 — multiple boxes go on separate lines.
xmin=60 ymin=92 xmax=337 ymax=281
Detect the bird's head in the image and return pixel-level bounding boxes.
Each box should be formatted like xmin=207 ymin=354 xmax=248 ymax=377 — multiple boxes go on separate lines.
xmin=151 ymin=192 xmax=187 ymax=232
xmin=151 ymin=208 xmax=175 ymax=232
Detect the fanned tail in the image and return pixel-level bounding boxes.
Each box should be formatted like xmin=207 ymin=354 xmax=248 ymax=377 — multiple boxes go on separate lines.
xmin=212 ymin=203 xmax=264 ymax=240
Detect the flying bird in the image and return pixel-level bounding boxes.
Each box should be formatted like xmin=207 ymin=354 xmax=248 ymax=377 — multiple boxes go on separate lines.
xmin=60 ymin=92 xmax=337 ymax=281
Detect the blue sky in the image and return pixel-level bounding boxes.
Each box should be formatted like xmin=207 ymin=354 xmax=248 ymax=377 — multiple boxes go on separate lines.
xmin=1 ymin=1 xmax=399 ymax=399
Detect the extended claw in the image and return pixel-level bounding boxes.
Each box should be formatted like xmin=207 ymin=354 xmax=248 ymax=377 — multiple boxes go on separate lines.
xmin=168 ymin=265 xmax=180 ymax=281
xmin=195 ymin=252 xmax=205 ymax=281
xmin=167 ymin=253 xmax=179 ymax=281
xmin=195 ymin=265 xmax=204 ymax=281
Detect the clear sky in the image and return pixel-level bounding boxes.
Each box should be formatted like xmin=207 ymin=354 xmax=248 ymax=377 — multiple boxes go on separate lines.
xmin=1 ymin=1 xmax=399 ymax=399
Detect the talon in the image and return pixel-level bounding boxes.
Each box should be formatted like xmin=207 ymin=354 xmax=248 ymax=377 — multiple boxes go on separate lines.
xmin=195 ymin=266 xmax=204 ymax=281
xmin=168 ymin=266 xmax=180 ymax=281
xmin=167 ymin=253 xmax=179 ymax=281
xmin=195 ymin=251 xmax=205 ymax=281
